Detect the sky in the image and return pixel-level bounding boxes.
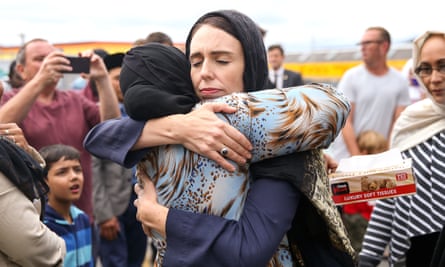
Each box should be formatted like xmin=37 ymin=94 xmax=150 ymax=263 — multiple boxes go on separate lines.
xmin=1 ymin=0 xmax=444 ymax=53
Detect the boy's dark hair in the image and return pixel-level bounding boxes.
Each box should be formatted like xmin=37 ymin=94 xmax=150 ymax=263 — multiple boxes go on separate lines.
xmin=39 ymin=144 xmax=80 ymax=177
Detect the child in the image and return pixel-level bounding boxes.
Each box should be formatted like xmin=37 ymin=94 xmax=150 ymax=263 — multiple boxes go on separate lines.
xmin=341 ymin=130 xmax=389 ymax=255
xmin=40 ymin=144 xmax=94 ymax=267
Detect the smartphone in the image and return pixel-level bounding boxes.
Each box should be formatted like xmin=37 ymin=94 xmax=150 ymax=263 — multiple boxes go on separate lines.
xmin=64 ymin=56 xmax=90 ymax=74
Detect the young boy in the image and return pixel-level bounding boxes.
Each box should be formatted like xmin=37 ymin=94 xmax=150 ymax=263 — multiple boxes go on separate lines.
xmin=40 ymin=144 xmax=94 ymax=267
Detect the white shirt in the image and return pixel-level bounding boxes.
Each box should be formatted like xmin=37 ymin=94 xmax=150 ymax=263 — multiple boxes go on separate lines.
xmin=269 ymin=67 xmax=284 ymax=89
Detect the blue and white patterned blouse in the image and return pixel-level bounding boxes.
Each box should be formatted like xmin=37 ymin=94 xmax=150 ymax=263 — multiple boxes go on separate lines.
xmin=137 ymin=83 xmax=354 ymax=266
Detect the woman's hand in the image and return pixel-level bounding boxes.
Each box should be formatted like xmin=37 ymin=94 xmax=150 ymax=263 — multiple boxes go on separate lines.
xmin=134 ymin=173 xmax=168 ymax=237
xmin=176 ymin=103 xmax=252 ymax=172
xmin=0 ymin=123 xmax=30 ymax=151
xmin=323 ymin=152 xmax=338 ymax=174
xmin=136 ymin=102 xmax=252 ymax=172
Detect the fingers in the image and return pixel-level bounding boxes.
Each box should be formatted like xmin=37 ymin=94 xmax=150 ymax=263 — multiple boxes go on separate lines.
xmin=37 ymin=52 xmax=70 ymax=84
xmin=0 ymin=123 xmax=28 ymax=149
xmin=81 ymin=50 xmax=108 ymax=79
xmin=220 ymin=124 xmax=252 ymax=161
xmin=181 ymin=104 xmax=252 ymax=171
xmin=208 ymin=151 xmax=236 ymax=172
xmin=134 ymin=183 xmax=142 ymax=195
xmin=134 ymin=174 xmax=157 ymax=204
xmin=204 ymin=102 xmax=253 ymax=159
xmin=204 ymin=123 xmax=251 ymax=170
xmin=323 ymin=153 xmax=338 ymax=174
xmin=201 ymin=102 xmax=237 ymax=114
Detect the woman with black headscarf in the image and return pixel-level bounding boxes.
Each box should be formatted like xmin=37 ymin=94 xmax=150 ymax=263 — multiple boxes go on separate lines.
xmin=85 ymin=10 xmax=355 ymax=267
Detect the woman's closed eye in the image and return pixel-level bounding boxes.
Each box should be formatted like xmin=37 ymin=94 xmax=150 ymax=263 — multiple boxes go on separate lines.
xmin=191 ymin=60 xmax=203 ymax=67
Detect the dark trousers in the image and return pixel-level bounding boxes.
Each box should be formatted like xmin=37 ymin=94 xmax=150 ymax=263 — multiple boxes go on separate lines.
xmin=99 ymin=191 xmax=147 ymax=267
xmin=407 ymin=232 xmax=439 ymax=267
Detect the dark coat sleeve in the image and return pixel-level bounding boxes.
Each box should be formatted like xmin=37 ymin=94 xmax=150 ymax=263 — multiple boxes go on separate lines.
xmin=163 ymin=178 xmax=299 ymax=267
xmin=83 ymin=117 xmax=148 ymax=168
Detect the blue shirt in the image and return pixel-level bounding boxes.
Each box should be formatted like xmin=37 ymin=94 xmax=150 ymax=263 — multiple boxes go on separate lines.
xmin=44 ymin=204 xmax=93 ymax=267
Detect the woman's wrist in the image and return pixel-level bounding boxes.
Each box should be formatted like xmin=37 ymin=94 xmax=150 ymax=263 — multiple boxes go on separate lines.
xmin=144 ymin=203 xmax=169 ymax=237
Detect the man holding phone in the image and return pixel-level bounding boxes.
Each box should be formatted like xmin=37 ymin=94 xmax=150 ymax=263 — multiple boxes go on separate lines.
xmin=0 ymin=38 xmax=120 ymax=224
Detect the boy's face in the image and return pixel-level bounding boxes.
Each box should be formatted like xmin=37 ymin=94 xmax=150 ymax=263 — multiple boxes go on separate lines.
xmin=46 ymin=157 xmax=83 ymax=203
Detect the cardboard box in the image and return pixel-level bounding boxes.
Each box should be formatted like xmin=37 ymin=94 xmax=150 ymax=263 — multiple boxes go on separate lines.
xmin=329 ymin=158 xmax=416 ymax=205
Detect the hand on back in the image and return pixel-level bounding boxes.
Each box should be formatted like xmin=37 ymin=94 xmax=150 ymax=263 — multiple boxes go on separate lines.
xmin=178 ymin=102 xmax=252 ymax=172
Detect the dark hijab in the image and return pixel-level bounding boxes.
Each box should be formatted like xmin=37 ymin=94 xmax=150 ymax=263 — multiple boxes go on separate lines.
xmin=123 ymin=10 xmax=268 ymax=121
xmin=122 ymin=43 xmax=199 ymax=121
xmin=0 ymin=137 xmax=48 ymax=219
xmin=185 ymin=9 xmax=268 ymax=92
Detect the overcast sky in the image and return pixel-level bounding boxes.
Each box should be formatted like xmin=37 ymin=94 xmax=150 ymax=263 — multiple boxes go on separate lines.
xmin=1 ymin=0 xmax=444 ymax=53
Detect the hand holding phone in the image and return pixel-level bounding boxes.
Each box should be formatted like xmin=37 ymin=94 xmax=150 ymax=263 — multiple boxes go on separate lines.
xmin=64 ymin=56 xmax=90 ymax=74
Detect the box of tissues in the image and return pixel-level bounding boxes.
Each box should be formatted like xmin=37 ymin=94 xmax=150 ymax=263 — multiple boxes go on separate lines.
xmin=329 ymin=149 xmax=416 ymax=205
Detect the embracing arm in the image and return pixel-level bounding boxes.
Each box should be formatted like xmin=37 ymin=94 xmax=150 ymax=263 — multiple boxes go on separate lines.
xmin=84 ymin=103 xmax=253 ymax=171
xmin=210 ymin=83 xmax=351 ymax=163
xmin=84 ymin=117 xmax=147 ymax=167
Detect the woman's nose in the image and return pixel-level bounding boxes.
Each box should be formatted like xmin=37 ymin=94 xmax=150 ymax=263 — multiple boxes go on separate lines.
xmin=200 ymin=60 xmax=214 ymax=79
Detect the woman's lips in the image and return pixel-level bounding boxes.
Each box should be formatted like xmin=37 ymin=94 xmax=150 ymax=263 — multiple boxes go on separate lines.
xmin=200 ymin=88 xmax=221 ymax=98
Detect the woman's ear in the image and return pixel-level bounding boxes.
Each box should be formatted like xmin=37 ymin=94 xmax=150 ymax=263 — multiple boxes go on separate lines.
xmin=15 ymin=62 xmax=26 ymax=81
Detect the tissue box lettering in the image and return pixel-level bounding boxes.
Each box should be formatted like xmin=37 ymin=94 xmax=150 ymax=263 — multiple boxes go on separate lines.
xmin=328 ymin=150 xmax=416 ymax=205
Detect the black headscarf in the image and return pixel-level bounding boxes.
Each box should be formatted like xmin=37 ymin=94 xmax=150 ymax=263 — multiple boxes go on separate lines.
xmin=185 ymin=9 xmax=269 ymax=92
xmin=122 ymin=43 xmax=199 ymax=121
xmin=123 ymin=10 xmax=268 ymax=121
xmin=0 ymin=137 xmax=48 ymax=219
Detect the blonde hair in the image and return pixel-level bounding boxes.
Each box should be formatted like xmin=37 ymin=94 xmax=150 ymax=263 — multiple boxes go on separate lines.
xmin=357 ymin=130 xmax=388 ymax=155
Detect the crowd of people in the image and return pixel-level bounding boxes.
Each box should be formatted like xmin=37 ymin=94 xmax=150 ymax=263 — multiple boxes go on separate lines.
xmin=0 ymin=8 xmax=444 ymax=267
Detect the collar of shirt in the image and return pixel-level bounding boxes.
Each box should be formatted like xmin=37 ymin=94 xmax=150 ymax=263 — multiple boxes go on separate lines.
xmin=269 ymin=67 xmax=284 ymax=81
